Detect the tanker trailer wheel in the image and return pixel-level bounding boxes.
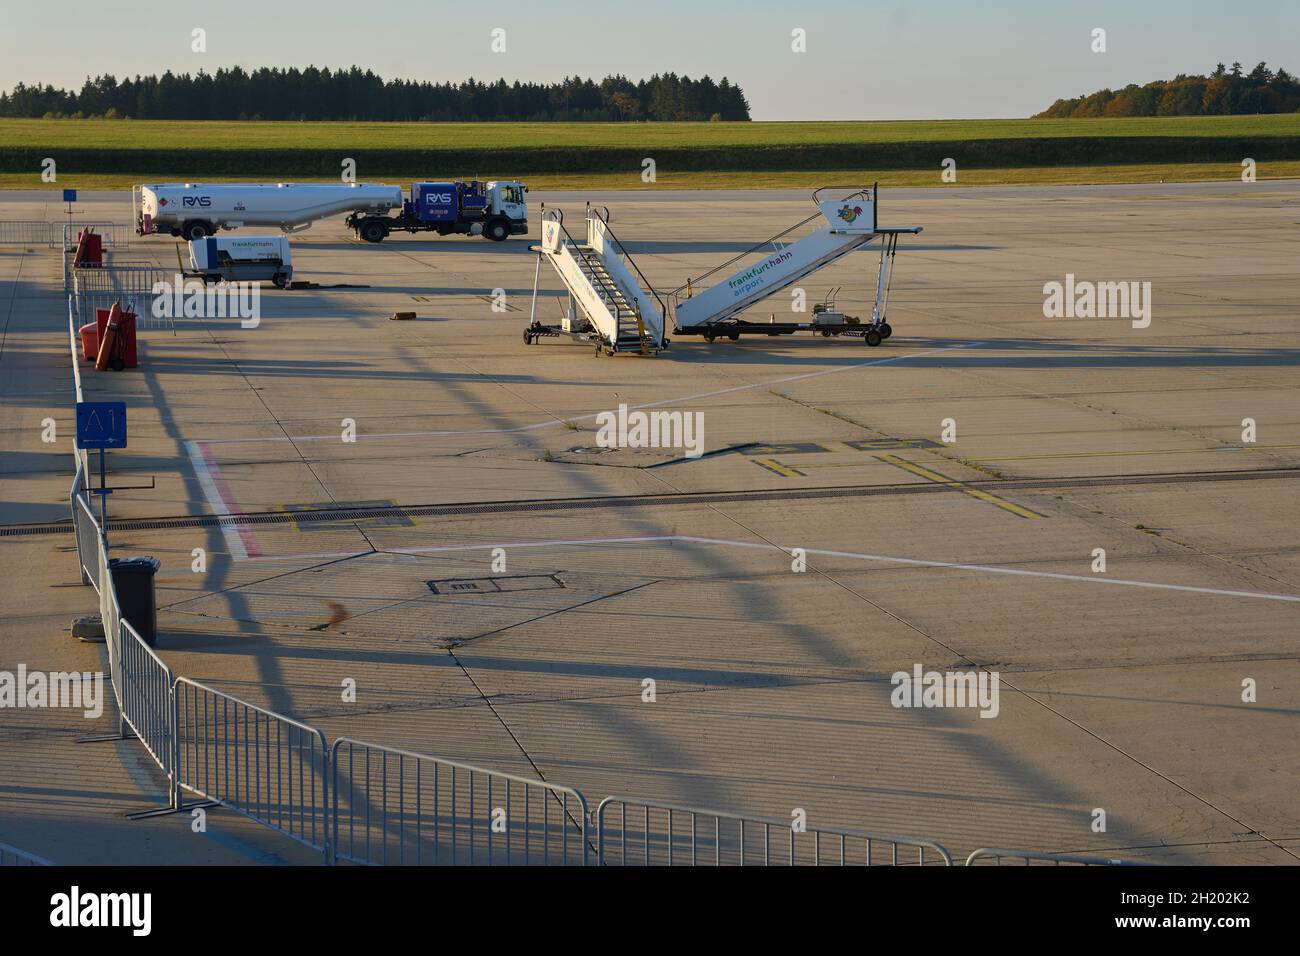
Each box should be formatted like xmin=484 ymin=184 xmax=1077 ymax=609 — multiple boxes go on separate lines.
xmin=182 ymin=220 xmax=215 ymax=242
xmin=485 ymin=219 xmax=510 ymax=242
xmin=359 ymin=221 xmax=388 ymax=244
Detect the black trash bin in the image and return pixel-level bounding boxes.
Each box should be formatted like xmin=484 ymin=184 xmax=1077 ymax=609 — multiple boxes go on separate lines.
xmin=108 ymin=556 xmax=161 ymax=647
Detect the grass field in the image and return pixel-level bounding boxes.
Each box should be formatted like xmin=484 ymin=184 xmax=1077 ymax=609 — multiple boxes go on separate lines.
xmin=5 ymin=162 xmax=1298 ymax=192
xmin=2 ymin=115 xmax=1298 ymax=188
xmin=6 ymin=115 xmax=1300 ymax=148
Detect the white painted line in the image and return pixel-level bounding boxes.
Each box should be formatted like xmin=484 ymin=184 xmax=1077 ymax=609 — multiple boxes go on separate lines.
xmin=675 ymin=536 xmax=1300 ymax=604
xmin=241 ymin=533 xmax=1300 ymax=604
xmin=184 ymin=439 xmax=258 ymax=561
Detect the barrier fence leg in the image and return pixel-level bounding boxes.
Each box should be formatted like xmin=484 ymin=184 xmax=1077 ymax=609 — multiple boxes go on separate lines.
xmin=76 ymin=620 xmax=130 ymax=745
xmin=170 ymin=684 xmax=181 ymax=810
xmin=328 ymin=748 xmax=337 ymax=867
xmin=126 ymin=681 xmax=211 ymax=819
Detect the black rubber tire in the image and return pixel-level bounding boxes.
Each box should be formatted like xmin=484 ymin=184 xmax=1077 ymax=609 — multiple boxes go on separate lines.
xmin=359 ymin=221 xmax=387 ymax=244
xmin=880 ymin=323 xmax=893 ymax=339
xmin=865 ymin=330 xmax=883 ymax=347
xmin=486 ymin=219 xmax=510 ymax=242
xmin=704 ymin=331 xmax=716 ymax=344
xmin=181 ymin=220 xmax=214 ymax=242
xmin=272 ymin=273 xmax=288 ymax=289
xmin=728 ymin=330 xmax=740 ymax=341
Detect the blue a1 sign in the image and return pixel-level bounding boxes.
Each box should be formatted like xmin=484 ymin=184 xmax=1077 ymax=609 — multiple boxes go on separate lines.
xmin=76 ymin=401 xmax=127 ymax=449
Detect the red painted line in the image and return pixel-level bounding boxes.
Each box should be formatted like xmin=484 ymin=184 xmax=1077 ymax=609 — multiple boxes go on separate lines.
xmin=195 ymin=440 xmax=262 ymax=558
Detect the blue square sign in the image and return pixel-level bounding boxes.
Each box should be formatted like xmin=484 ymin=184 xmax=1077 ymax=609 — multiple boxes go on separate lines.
xmin=76 ymin=401 xmax=127 ymax=449
xmin=63 ymin=188 xmax=77 ymax=203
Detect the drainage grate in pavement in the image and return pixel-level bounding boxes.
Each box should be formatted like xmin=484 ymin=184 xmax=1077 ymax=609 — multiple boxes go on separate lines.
xmin=427 ymin=573 xmax=565 ymax=596
xmin=283 ymin=500 xmax=416 ymax=531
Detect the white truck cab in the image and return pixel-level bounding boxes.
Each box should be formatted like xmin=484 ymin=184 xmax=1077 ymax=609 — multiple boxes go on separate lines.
xmin=489 ymin=181 xmax=528 ymax=227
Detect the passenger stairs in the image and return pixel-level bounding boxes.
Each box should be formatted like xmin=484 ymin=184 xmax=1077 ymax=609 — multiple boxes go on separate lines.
xmin=527 ymin=206 xmax=665 ymax=355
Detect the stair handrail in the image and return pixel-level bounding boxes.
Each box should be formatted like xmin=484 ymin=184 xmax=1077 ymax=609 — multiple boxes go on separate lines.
xmin=539 ymin=204 xmax=629 ymax=326
xmin=666 ymin=185 xmax=876 ymax=307
xmin=585 ymin=204 xmax=667 ymax=322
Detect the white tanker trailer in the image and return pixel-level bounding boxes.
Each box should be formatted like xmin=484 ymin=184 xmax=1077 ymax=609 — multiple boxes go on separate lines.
xmin=134 ymin=182 xmax=403 ymax=240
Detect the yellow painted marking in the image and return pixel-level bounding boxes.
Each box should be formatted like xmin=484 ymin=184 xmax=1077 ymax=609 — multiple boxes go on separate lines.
xmin=875 ymin=454 xmax=1045 ymax=519
xmin=753 ymin=457 xmax=805 ymax=478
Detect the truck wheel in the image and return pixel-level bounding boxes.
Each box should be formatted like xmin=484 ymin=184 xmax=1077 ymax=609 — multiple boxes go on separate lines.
xmin=359 ymin=221 xmax=387 ymax=244
xmin=182 ymin=220 xmax=214 ymax=242
xmin=486 ymin=219 xmax=510 ymax=242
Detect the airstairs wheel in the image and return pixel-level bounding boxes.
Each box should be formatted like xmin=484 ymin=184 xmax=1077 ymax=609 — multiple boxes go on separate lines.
xmin=703 ymin=330 xmax=716 ymax=344
xmin=864 ymin=330 xmax=883 ymax=347
xmin=728 ymin=330 xmax=740 ymax=341
xmin=880 ymin=323 xmax=892 ymax=339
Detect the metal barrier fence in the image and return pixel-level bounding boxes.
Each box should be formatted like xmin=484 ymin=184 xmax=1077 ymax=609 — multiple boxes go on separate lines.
xmin=596 ymin=797 xmax=953 ymax=866
xmin=965 ymin=848 xmax=1139 ymax=866
xmin=0 ymin=220 xmax=55 ymax=245
xmin=173 ymin=677 xmax=331 ymax=861
xmin=71 ymin=485 xmax=101 ymax=591
xmin=119 ymin=621 xmax=175 ymax=794
xmin=0 ymin=841 xmax=54 ymax=866
xmin=330 ymin=739 xmax=589 ymax=866
xmin=56 ymin=221 xmax=133 ymax=250
xmin=71 ymin=261 xmax=172 ymax=330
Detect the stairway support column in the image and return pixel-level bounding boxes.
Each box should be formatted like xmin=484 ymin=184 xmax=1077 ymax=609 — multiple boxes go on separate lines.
xmin=528 ymin=251 xmax=541 ymax=328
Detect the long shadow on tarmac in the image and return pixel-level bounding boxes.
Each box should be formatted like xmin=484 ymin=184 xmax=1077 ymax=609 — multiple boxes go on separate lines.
xmin=662 ymin=336 xmax=1300 ymax=370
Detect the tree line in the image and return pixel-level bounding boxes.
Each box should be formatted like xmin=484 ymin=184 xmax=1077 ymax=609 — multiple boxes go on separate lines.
xmin=0 ymin=67 xmax=751 ymax=122
xmin=1037 ymin=62 xmax=1300 ymax=118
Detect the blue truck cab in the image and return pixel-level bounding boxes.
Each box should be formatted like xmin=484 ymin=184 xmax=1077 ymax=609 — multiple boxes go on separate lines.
xmin=350 ymin=180 xmax=529 ymax=243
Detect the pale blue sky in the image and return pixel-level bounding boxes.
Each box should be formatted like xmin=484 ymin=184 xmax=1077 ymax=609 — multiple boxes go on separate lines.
xmin=2 ymin=0 xmax=1296 ymax=120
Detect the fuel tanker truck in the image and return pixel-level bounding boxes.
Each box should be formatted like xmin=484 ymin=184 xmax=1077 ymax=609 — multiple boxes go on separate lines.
xmin=134 ymin=182 xmax=403 ymax=241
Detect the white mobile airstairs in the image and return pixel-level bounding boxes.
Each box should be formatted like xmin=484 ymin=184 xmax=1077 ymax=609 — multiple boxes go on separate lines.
xmin=525 ymin=205 xmax=667 ymax=355
xmin=525 ymin=186 xmax=920 ymax=355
